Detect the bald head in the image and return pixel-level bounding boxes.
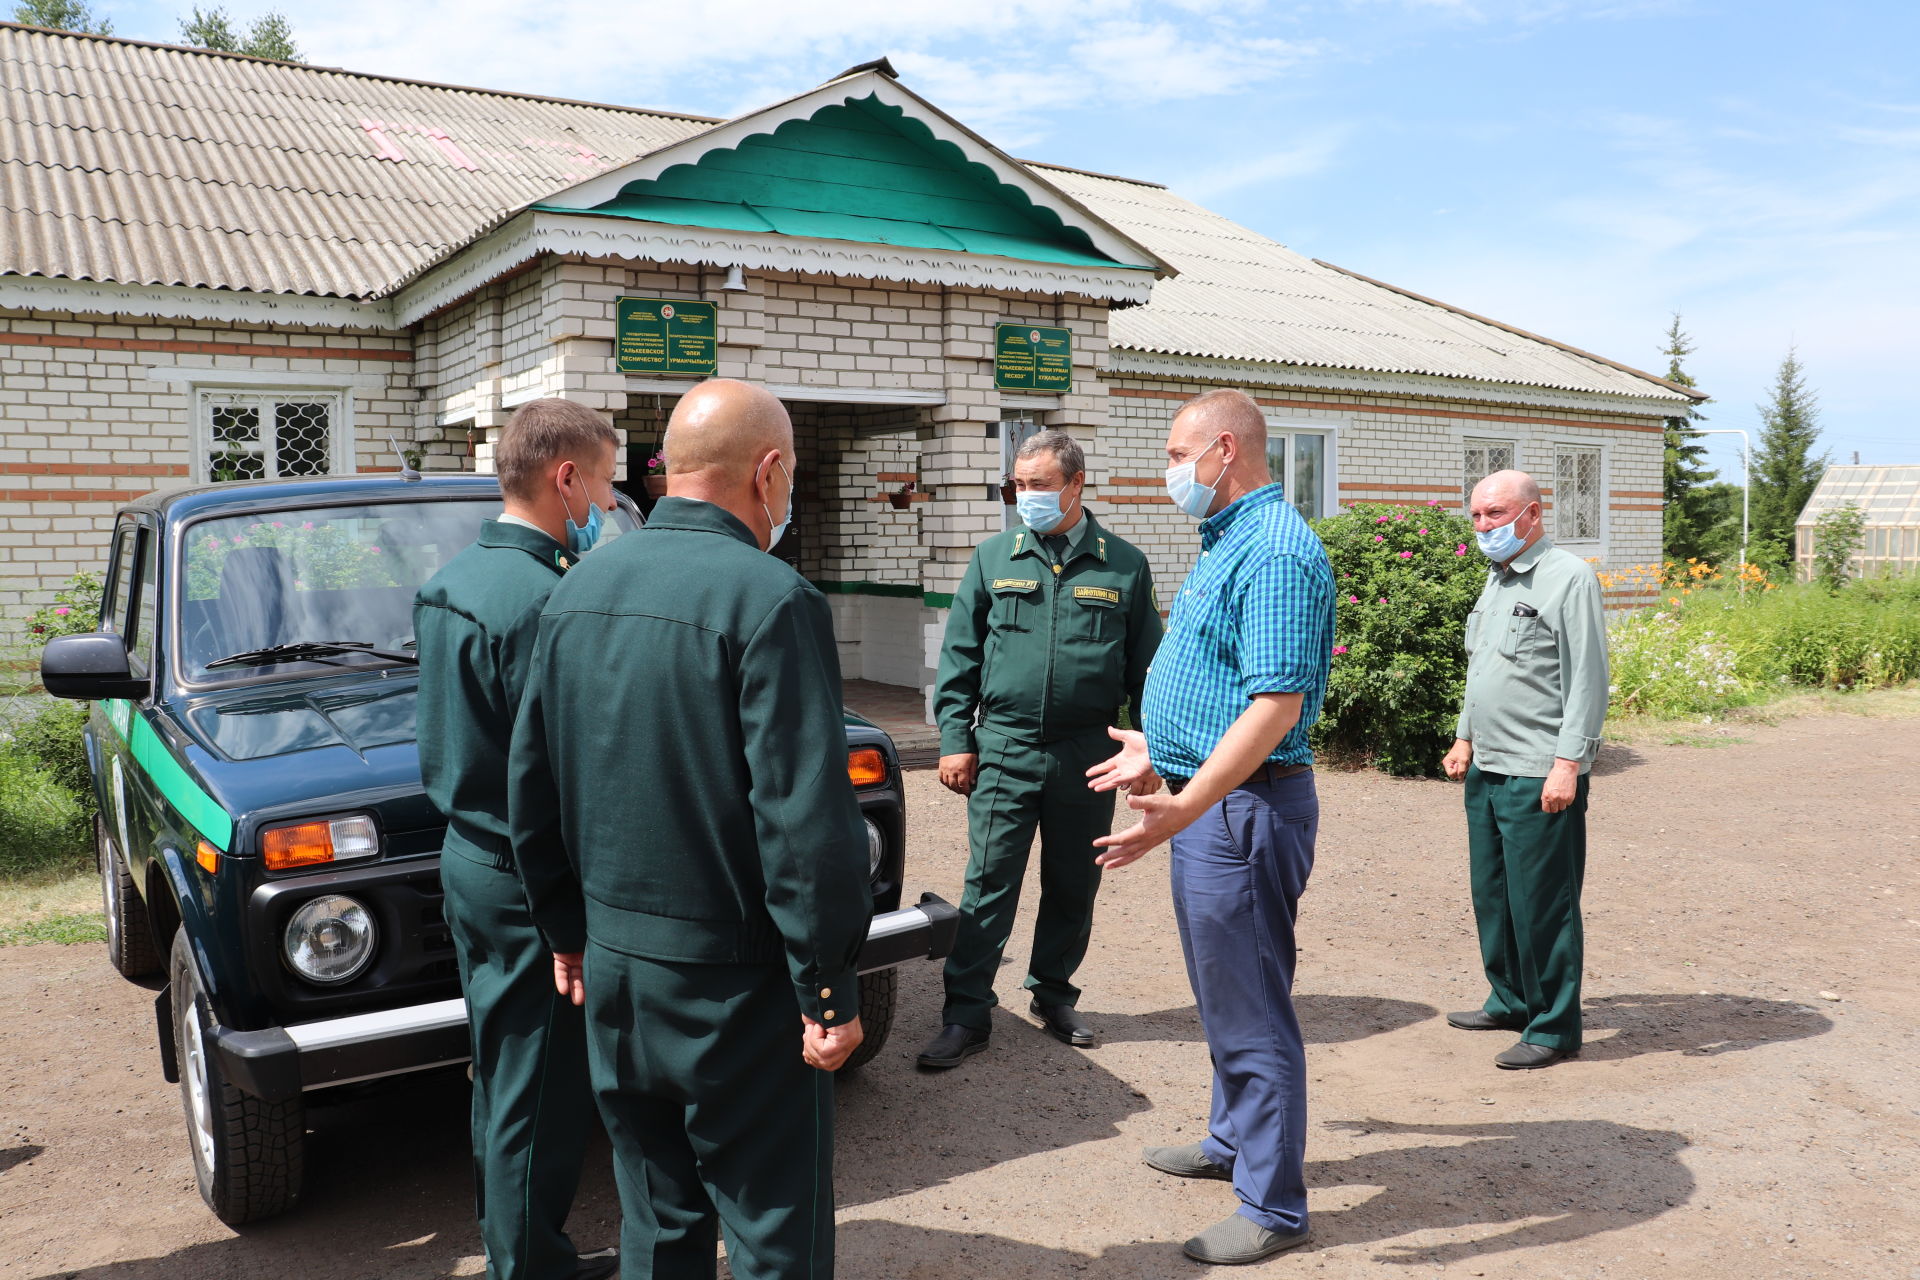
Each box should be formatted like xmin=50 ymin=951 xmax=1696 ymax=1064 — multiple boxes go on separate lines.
xmin=1473 ymin=469 xmax=1541 ymax=510
xmin=1170 ymin=388 xmax=1269 ymax=457
xmin=663 ymin=379 xmax=793 ymax=481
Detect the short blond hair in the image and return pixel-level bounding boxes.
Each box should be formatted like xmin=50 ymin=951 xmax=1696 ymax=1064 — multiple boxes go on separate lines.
xmin=495 ymin=399 xmax=618 ymax=501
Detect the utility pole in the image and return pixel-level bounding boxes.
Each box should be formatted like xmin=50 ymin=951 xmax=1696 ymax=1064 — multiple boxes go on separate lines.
xmin=1692 ymin=429 xmax=1751 ymax=587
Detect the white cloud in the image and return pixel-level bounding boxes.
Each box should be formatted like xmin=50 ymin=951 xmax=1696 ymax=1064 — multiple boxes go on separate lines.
xmin=1173 ymin=127 xmax=1352 ymax=202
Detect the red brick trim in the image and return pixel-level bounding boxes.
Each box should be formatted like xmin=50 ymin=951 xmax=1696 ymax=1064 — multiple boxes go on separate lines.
xmin=0 ymin=487 xmax=157 ymax=502
xmin=1107 ymin=385 xmax=1663 ymax=433
xmin=1610 ymin=490 xmax=1664 ymax=498
xmin=875 ymin=472 xmax=917 ymax=484
xmin=1105 ymin=494 xmax=1173 ymax=505
xmin=1610 ymin=502 xmax=1663 ymax=512
xmin=0 ymin=462 xmax=188 ymax=478
xmin=0 ymin=331 xmax=412 ymax=363
xmin=1340 ymin=482 xmax=1456 ymax=493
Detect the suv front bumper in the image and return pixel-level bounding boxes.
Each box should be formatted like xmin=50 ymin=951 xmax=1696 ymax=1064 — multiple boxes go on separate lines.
xmin=203 ymin=894 xmax=960 ymax=1102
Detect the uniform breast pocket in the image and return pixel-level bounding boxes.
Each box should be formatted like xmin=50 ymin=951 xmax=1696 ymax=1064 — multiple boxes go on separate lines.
xmin=989 ymin=579 xmax=1039 ymax=631
xmin=1499 ymin=614 xmax=1545 ymax=662
xmin=1071 ymin=585 xmax=1121 ymax=642
xmin=1464 ymin=608 xmax=1484 ymax=654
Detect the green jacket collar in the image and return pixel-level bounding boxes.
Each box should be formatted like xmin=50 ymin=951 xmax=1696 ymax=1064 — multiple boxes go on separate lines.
xmin=478 ymin=518 xmax=573 ymax=574
xmin=1501 ymin=533 xmax=1556 ymax=576
xmin=1009 ymin=510 xmax=1109 ymax=565
xmin=644 ymin=496 xmax=761 ymax=549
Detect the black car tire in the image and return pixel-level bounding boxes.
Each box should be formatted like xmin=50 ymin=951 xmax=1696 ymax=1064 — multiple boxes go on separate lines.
xmin=839 ymin=965 xmax=897 ymax=1072
xmin=98 ymin=814 xmax=159 ymax=979
xmin=169 ymin=929 xmax=305 ymax=1224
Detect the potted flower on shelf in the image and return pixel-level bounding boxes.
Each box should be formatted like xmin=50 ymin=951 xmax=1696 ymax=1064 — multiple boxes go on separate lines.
xmin=644 ymin=451 xmax=667 ymax=497
xmin=886 ymin=480 xmax=916 ymax=510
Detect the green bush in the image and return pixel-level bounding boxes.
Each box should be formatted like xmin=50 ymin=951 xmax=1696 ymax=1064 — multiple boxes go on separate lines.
xmin=0 ymin=747 xmax=90 ymax=877
xmin=17 ymin=571 xmax=103 ymax=646
xmin=1311 ymin=502 xmax=1486 ymax=776
xmin=8 ymin=698 xmax=92 ymax=799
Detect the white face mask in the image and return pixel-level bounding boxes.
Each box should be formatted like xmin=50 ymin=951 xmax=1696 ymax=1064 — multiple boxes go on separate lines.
xmin=1164 ymin=436 xmax=1225 ymax=519
xmin=761 ymin=459 xmax=793 ymax=551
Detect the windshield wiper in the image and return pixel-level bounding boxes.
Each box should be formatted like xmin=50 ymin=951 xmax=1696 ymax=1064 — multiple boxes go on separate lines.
xmin=203 ymin=640 xmax=420 ymax=670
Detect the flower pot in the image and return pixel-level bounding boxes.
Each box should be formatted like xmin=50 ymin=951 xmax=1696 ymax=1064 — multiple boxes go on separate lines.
xmin=998 ymin=481 xmax=1016 ymax=505
xmin=886 ymin=491 xmax=913 ymax=510
xmin=644 ymin=475 xmax=668 ymax=497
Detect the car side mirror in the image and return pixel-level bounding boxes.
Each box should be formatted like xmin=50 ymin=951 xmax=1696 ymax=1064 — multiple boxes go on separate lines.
xmin=40 ymin=632 xmax=151 ymax=701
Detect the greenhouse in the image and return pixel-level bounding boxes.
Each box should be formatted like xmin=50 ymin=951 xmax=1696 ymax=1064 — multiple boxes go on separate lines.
xmin=1795 ymin=464 xmax=1920 ymax=579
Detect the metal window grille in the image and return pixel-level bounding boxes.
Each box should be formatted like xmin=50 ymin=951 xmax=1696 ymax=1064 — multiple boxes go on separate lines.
xmin=198 ymin=390 xmax=347 ymax=483
xmin=1554 ymin=446 xmax=1602 ymax=541
xmin=1462 ymin=439 xmax=1515 ymax=507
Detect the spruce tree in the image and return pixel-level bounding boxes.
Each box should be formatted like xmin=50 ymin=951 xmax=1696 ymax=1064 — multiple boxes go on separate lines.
xmin=11 ymin=0 xmax=113 ymax=33
xmin=1748 ymin=348 xmax=1828 ymax=571
xmin=179 ymin=7 xmax=297 ymax=59
xmin=1659 ymin=314 xmax=1721 ymax=563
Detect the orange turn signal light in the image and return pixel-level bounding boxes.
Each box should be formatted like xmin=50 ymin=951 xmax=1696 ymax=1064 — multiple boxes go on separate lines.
xmin=847 ymin=747 xmax=888 ymax=788
xmin=262 ymin=815 xmax=379 ymax=871
xmin=195 ymin=840 xmax=221 ymax=875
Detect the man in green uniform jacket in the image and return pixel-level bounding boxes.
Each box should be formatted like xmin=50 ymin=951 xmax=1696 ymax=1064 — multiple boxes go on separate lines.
xmin=509 ymin=379 xmax=870 ymax=1280
xmin=413 ymin=398 xmax=622 ymax=1280
xmin=919 ymin=429 xmax=1162 ymax=1069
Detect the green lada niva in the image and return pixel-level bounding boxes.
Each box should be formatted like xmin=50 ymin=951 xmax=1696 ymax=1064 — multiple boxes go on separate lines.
xmin=40 ymin=473 xmax=955 ymax=1225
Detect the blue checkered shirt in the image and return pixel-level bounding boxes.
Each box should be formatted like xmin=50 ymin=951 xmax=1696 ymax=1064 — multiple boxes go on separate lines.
xmin=1140 ymin=483 xmax=1336 ymax=778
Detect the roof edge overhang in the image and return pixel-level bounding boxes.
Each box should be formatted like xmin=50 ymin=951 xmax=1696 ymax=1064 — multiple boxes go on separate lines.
xmin=1312 ymin=259 xmax=1708 ymax=404
xmin=516 ymin=66 xmax=1171 ymax=278
xmin=0 ymin=272 xmax=398 ymax=330
xmin=1107 ymin=349 xmax=1691 ymax=420
xmin=390 ymin=210 xmax=1157 ymax=327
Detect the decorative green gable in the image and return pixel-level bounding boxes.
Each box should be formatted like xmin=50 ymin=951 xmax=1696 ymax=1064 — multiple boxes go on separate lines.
xmin=535 ymin=95 xmax=1135 ymax=270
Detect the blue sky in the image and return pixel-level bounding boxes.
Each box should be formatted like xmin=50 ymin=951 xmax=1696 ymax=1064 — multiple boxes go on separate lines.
xmin=94 ymin=0 xmax=1920 ymax=478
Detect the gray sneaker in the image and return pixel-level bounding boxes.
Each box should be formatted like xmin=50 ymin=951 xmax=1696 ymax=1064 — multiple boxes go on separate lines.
xmin=1142 ymin=1142 xmax=1231 ymax=1180
xmin=1182 ymin=1212 xmax=1311 ymax=1264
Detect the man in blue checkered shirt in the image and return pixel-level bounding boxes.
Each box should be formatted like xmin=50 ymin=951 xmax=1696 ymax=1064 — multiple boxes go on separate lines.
xmin=1089 ymin=387 xmax=1335 ymax=1266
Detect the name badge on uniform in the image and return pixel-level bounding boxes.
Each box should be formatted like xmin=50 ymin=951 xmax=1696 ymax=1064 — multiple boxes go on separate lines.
xmin=992 ymin=578 xmax=1039 ymax=592
xmin=1073 ymin=586 xmax=1120 ymax=604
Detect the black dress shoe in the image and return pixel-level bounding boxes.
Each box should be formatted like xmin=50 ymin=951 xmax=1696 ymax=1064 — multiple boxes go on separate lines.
xmin=1447 ymin=1009 xmax=1525 ymax=1031
xmin=1495 ymin=1041 xmax=1576 ymax=1069
xmin=917 ymin=1023 xmax=990 ymax=1069
xmin=1030 ymin=1000 xmax=1094 ymax=1047
xmin=574 ymin=1246 xmax=619 ymax=1280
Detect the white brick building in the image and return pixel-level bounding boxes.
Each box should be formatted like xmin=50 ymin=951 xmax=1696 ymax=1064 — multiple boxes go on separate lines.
xmin=0 ymin=27 xmax=1699 ymax=707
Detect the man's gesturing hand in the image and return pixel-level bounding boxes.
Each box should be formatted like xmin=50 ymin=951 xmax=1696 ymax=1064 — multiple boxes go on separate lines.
xmin=1442 ymin=738 xmax=1472 ymax=782
xmin=553 ymin=952 xmax=585 ymax=1007
xmin=1086 ymin=726 xmax=1159 ymax=795
xmin=801 ymin=1014 xmax=864 ymax=1071
xmin=1541 ymin=759 xmax=1580 ymax=813
xmin=938 ymin=753 xmax=978 ymax=795
xmin=1092 ymin=791 xmax=1197 ymax=870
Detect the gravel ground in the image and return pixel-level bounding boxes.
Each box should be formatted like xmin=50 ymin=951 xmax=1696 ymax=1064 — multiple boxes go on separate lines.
xmin=2 ymin=707 xmax=1916 ymax=1279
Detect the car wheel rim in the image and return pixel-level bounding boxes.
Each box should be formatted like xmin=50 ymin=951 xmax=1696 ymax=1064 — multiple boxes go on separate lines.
xmin=99 ymin=840 xmax=123 ymax=957
xmin=181 ymin=1002 xmax=216 ymax=1173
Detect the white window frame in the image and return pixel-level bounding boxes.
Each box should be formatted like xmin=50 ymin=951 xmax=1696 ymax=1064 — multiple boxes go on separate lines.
xmin=1462 ymin=437 xmax=1517 ymax=510
xmin=190 ymin=386 xmax=355 ymax=484
xmin=1263 ymin=418 xmax=1341 ymax=521
xmin=1551 ymin=442 xmax=1606 ymax=547
xmin=145 ymin=367 xmax=375 ymax=485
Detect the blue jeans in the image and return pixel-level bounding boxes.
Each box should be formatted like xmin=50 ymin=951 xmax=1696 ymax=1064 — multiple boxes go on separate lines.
xmin=1170 ymin=772 xmax=1317 ymax=1234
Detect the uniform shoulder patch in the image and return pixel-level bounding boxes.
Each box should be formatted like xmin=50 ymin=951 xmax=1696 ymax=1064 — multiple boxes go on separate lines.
xmin=1073 ymin=586 xmax=1121 ymax=604
xmin=992 ymin=578 xmax=1039 ymax=592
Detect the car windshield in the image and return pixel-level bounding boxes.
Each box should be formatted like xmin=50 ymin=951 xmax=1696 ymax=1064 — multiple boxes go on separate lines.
xmin=177 ymin=498 xmax=635 ymax=685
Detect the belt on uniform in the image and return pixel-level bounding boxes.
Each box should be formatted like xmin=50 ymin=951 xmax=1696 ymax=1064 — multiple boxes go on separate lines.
xmin=1165 ymin=762 xmax=1312 ymax=795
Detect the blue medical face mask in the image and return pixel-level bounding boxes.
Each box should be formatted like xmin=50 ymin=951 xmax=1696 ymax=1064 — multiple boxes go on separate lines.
xmin=1164 ymin=436 xmax=1225 ymax=519
xmin=561 ymin=475 xmax=606 ymax=556
xmin=1017 ymin=487 xmax=1072 ymax=534
xmin=1475 ymin=506 xmax=1535 ymax=562
xmin=761 ymin=459 xmax=793 ymax=551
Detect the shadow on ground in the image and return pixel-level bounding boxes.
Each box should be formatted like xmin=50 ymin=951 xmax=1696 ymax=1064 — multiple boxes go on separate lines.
xmin=836 ymin=1115 xmax=1692 ymax=1273
xmin=1578 ymin=992 xmax=1832 ymax=1061
xmin=1590 ymin=741 xmax=1648 ymax=777
xmin=1093 ymin=994 xmax=1436 ymax=1046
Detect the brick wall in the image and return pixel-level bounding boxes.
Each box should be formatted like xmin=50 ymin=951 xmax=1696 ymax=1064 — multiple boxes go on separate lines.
xmin=0 ymin=307 xmax=415 ymax=625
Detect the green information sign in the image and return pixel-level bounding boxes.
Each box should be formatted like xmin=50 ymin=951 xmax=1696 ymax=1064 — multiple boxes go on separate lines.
xmin=994 ymin=323 xmax=1073 ymax=394
xmin=616 ymin=297 xmax=718 ymax=376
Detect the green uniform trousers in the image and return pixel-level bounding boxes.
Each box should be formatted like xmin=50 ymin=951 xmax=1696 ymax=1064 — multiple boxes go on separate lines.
xmin=1464 ymin=764 xmax=1590 ymax=1051
xmin=584 ymin=944 xmax=836 ymax=1280
xmin=943 ymin=725 xmax=1115 ymax=1030
xmin=441 ymin=843 xmax=594 ymax=1280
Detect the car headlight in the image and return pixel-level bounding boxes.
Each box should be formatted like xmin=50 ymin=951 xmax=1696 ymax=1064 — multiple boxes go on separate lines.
xmin=864 ymin=816 xmax=885 ymax=880
xmin=284 ymin=894 xmax=377 ymax=984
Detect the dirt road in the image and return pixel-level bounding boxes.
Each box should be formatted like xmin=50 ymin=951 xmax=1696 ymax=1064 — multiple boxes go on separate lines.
xmin=3 ymin=709 xmax=1917 ymax=1278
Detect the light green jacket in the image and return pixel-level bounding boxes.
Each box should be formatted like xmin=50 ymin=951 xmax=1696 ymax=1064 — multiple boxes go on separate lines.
xmin=1455 ymin=536 xmax=1610 ymax=777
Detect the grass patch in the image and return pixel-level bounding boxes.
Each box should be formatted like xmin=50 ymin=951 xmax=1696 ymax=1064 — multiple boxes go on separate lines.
xmin=0 ymin=868 xmax=102 ymax=946
xmin=1607 ymin=684 xmax=1920 ymax=746
xmin=0 ymin=912 xmax=107 ymax=946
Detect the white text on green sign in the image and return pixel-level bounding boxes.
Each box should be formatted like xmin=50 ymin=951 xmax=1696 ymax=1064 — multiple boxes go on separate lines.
xmin=994 ymin=324 xmax=1073 ymax=394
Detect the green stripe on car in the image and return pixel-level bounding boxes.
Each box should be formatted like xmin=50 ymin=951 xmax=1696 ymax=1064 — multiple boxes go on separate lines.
xmin=101 ymin=699 xmax=235 ymax=852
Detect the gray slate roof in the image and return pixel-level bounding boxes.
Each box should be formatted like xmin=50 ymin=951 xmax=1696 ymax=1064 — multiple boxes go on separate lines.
xmin=0 ymin=23 xmax=1690 ymax=402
